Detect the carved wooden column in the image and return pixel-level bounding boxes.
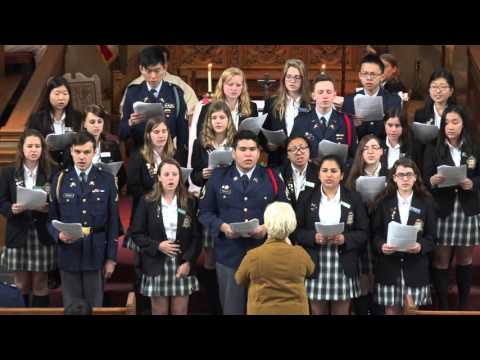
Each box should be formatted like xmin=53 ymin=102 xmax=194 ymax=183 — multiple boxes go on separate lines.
xmin=443 ymin=45 xmax=455 ymax=71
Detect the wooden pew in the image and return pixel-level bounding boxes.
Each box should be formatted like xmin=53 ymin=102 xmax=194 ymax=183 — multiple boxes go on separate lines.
xmin=0 ymin=292 xmax=136 ymax=315
xmin=403 ymin=295 xmax=480 ymax=315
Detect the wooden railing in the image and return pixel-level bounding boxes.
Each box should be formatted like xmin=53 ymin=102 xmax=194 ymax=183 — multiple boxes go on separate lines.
xmin=0 ymin=45 xmax=66 ymax=166
xmin=403 ymin=295 xmax=480 ymax=315
xmin=467 ymin=46 xmax=480 ymax=133
xmin=0 ymin=292 xmax=136 ymax=315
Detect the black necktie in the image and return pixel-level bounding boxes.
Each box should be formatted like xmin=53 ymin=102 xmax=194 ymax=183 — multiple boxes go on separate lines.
xmin=80 ymin=172 xmax=87 ymax=192
xmin=147 ymin=88 xmax=157 ymax=103
xmin=241 ymin=175 xmax=249 ymax=192
xmin=320 ymin=116 xmax=327 ymax=128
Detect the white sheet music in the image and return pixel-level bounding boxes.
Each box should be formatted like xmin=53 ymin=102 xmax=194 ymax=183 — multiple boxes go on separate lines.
xmin=238 ymin=114 xmax=267 ymax=135
xmin=230 ymin=219 xmax=260 ymax=237
xmin=45 ymin=132 xmax=77 ymax=151
xmin=208 ymin=148 xmax=233 ymax=168
xmin=51 ymin=220 xmax=84 ymax=240
xmin=260 ymin=128 xmax=287 ymax=146
xmin=437 ymin=165 xmax=467 ymax=188
xmin=180 ymin=167 xmax=193 ymax=182
xmin=411 ymin=122 xmax=439 ymax=144
xmin=387 ymin=221 xmax=418 ymax=252
xmin=317 ymin=140 xmax=348 ymax=162
xmin=98 ymin=161 xmax=123 ymax=176
xmin=133 ymin=101 xmax=165 ymax=120
xmin=355 ymin=176 xmax=386 ymax=203
xmin=16 ymin=186 xmax=47 ymax=210
xmin=314 ymin=222 xmax=345 ymax=237
xmin=353 ymin=95 xmax=384 ymax=122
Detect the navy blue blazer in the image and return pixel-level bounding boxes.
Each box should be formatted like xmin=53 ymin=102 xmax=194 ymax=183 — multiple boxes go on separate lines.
xmin=290 ymin=108 xmax=358 ymax=162
xmin=199 ymin=164 xmax=287 ymax=269
xmin=262 ymin=96 xmax=312 ymax=167
xmin=131 ymin=196 xmax=202 ymax=276
xmin=0 ymin=166 xmax=54 ymax=248
xmin=48 ymin=165 xmax=119 ymax=271
xmin=343 ymin=88 xmax=401 ymax=140
xmin=423 ymin=142 xmax=480 ymax=218
xmin=119 ymin=81 xmax=187 ymax=151
xmin=292 ymin=184 xmax=369 ymax=279
xmin=372 ymin=194 xmax=436 ymax=287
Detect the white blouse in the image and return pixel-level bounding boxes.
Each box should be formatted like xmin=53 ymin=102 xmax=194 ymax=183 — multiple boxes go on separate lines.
xmin=397 ymin=191 xmax=413 ymax=225
xmin=291 ymin=164 xmax=307 ymax=200
xmin=161 ymin=196 xmax=178 ymax=242
xmin=446 ymin=140 xmax=462 ymax=167
xmin=386 ymin=137 xmax=401 ymax=169
xmin=52 ymin=112 xmax=67 ymax=135
xmin=23 ymin=165 xmax=38 ymax=190
xmin=285 ymin=96 xmax=300 ymax=136
xmin=319 ymin=186 xmax=341 ymax=225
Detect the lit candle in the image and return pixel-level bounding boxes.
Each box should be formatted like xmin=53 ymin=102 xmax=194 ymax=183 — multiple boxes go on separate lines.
xmin=321 ymin=64 xmax=326 ymax=74
xmin=208 ymin=63 xmax=213 ymax=93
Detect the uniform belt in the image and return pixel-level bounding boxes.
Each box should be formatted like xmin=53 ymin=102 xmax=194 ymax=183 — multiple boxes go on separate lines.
xmin=81 ymin=226 xmax=106 ymax=236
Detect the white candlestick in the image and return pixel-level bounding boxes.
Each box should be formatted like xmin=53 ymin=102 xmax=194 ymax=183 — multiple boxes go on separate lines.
xmin=208 ymin=63 xmax=213 ymax=93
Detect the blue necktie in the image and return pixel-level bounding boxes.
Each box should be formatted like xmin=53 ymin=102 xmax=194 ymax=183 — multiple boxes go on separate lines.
xmin=241 ymin=175 xmax=249 ymax=192
xmin=320 ymin=116 xmax=327 ymax=128
xmin=80 ymin=172 xmax=87 ymax=192
xmin=147 ymin=88 xmax=157 ymax=103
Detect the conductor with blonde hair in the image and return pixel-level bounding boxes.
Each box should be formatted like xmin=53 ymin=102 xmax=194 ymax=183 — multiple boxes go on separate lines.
xmin=235 ymin=202 xmax=314 ymax=315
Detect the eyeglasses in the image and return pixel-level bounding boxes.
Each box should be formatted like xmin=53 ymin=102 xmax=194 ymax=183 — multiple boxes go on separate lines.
xmin=430 ymin=85 xmax=450 ymax=92
xmin=362 ymin=145 xmax=382 ymax=152
xmin=287 ymin=144 xmax=309 ymax=153
xmin=285 ymin=74 xmax=302 ymax=81
xmin=359 ymin=72 xmax=382 ymax=79
xmin=394 ymin=172 xmax=416 ymax=180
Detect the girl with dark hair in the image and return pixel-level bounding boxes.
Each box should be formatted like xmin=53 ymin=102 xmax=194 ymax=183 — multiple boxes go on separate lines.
xmin=26 ymin=76 xmax=83 ymax=168
xmin=345 ymin=134 xmax=386 ymax=314
xmin=190 ymin=100 xmax=236 ymax=314
xmin=424 ymin=105 xmax=480 ymax=310
xmin=131 ymin=159 xmax=201 ymax=315
xmin=0 ymin=129 xmax=56 ymax=307
xmin=372 ymin=157 xmax=436 ymax=314
xmin=262 ymin=59 xmax=312 ymax=167
xmin=381 ymin=108 xmax=419 ymax=170
xmin=414 ymin=68 xmax=456 ymax=127
xmin=293 ymin=155 xmax=369 ymax=315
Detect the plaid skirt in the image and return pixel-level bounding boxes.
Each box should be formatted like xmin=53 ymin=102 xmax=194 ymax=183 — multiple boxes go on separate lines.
xmin=374 ymin=268 xmax=431 ymax=307
xmin=437 ymin=196 xmax=480 ymax=246
xmin=140 ymin=256 xmax=199 ymax=297
xmin=305 ymin=245 xmax=361 ymax=301
xmin=0 ymin=225 xmax=56 ymax=272
xmin=203 ymin=227 xmax=214 ymax=248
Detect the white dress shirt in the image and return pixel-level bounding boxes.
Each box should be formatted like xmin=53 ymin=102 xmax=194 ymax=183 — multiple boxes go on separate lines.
xmin=397 ymin=191 xmax=413 ymax=225
xmin=153 ymin=150 xmax=162 ymax=168
xmin=162 ymin=196 xmax=178 ymax=242
xmin=291 ymin=163 xmax=307 ymax=200
xmin=230 ymin=101 xmax=240 ymax=130
xmin=386 ymin=137 xmax=401 ymax=169
xmin=315 ymin=107 xmax=333 ymax=127
xmin=146 ymin=82 xmax=163 ymax=98
xmin=52 ymin=112 xmax=67 ymax=135
xmin=285 ymin=96 xmax=301 ymax=136
xmin=23 ymin=165 xmax=38 ymax=190
xmin=433 ymin=105 xmax=442 ymax=128
xmin=446 ymin=140 xmax=462 ymax=167
xmin=236 ymin=166 xmax=256 ymax=180
xmin=93 ymin=144 xmax=101 ymax=164
xmin=319 ymin=185 xmax=341 ymax=225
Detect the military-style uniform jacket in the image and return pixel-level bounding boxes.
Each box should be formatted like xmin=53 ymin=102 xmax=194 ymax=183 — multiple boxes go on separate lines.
xmin=48 ymin=165 xmax=119 ymax=271
xmin=343 ymin=88 xmax=401 ymax=140
xmin=199 ymin=164 xmax=287 ymax=269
